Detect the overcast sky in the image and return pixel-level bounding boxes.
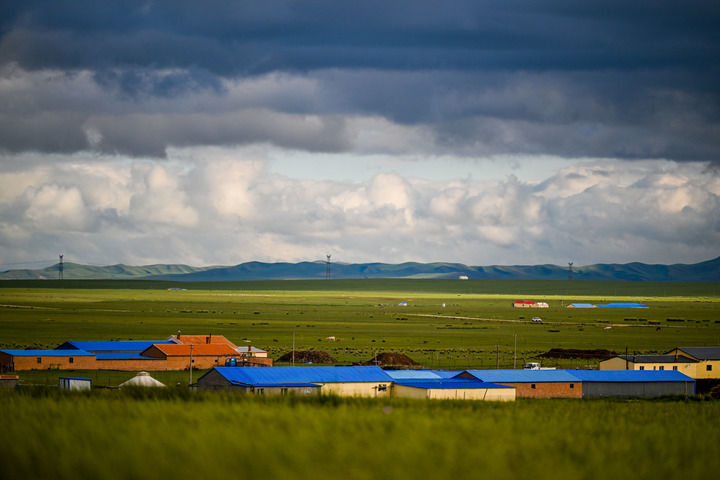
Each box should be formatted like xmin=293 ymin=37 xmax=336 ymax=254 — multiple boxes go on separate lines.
xmin=1 ymin=1 xmax=719 ymax=268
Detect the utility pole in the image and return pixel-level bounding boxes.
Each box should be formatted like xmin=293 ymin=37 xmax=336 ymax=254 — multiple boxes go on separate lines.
xmin=59 ymin=254 xmax=64 ymax=280
xmin=292 ymin=330 xmax=295 ymax=366
xmin=189 ymin=344 xmax=193 ymax=386
xmin=625 ymin=346 xmax=629 ymax=370
xmin=513 ymin=334 xmax=517 ymax=369
xmin=496 ymin=344 xmax=499 ymax=369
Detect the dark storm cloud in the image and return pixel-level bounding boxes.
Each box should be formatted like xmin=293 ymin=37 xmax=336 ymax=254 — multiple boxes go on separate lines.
xmin=0 ymin=0 xmax=719 ymax=160
xmin=2 ymin=0 xmax=718 ymax=74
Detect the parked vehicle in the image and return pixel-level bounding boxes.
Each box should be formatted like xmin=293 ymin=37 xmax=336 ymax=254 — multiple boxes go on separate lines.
xmin=523 ymin=362 xmax=556 ymax=370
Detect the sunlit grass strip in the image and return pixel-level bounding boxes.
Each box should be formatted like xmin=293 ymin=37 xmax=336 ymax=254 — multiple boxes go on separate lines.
xmin=1 ymin=389 xmax=718 ymax=480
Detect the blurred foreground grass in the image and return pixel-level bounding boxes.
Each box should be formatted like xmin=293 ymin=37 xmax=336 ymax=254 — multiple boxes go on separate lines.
xmin=1 ymin=388 xmax=718 ymax=480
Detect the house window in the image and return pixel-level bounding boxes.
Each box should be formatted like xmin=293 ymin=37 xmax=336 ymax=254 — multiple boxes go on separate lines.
xmin=531 ymin=384 xmax=536 ymax=389
xmin=673 ymin=366 xmax=678 ymax=371
xmin=707 ymin=365 xmax=713 ymax=372
xmin=659 ymin=366 xmax=664 ymax=371
xmin=69 ymin=357 xmax=74 ymax=364
xmin=257 ymin=388 xmax=264 ymax=395
xmin=36 ymin=357 xmax=42 ymax=364
xmin=378 ymin=384 xmax=387 ymax=391
xmin=569 ymin=384 xmax=574 ymax=389
xmin=639 ymin=366 xmax=644 ymax=370
xmin=281 ymin=388 xmax=288 ymax=396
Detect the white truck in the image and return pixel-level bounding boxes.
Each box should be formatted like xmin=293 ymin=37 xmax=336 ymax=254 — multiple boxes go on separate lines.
xmin=523 ymin=362 xmax=556 ymax=370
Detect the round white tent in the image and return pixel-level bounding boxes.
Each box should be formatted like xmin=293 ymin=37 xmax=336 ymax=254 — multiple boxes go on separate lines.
xmin=120 ymin=371 xmax=165 ymax=388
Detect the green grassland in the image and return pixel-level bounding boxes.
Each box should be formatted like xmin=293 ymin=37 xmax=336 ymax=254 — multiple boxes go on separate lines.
xmin=1 ymin=389 xmax=719 ymax=480
xmin=1 ymin=280 xmax=719 ymax=480
xmin=1 ymin=279 xmax=719 ymax=381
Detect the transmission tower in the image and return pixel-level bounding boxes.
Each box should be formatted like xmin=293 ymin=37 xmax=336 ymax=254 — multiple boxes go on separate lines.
xmin=325 ymin=254 xmax=332 ymax=280
xmin=59 ymin=254 xmax=64 ymax=280
xmin=568 ymin=261 xmax=574 ymax=281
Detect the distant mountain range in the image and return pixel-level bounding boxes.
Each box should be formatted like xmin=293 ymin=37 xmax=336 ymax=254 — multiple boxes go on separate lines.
xmin=1 ymin=257 xmax=718 ymax=282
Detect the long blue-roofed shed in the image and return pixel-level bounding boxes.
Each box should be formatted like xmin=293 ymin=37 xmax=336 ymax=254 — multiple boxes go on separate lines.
xmin=569 ymin=370 xmax=695 ymax=397
xmin=198 ymin=366 xmax=394 ymax=397
xmin=460 ymin=369 xmax=583 ymax=398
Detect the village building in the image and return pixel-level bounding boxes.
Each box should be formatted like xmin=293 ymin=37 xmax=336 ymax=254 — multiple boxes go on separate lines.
xmin=1 ymin=334 xmax=272 ymax=371
xmin=570 ymin=370 xmax=695 ymax=398
xmin=0 ymin=349 xmax=96 ymax=372
xmin=198 ymin=366 xmax=393 ymax=397
xmin=599 ymin=354 xmax=697 ymax=378
xmin=512 ymin=300 xmax=549 ymax=308
xmin=385 ymin=370 xmax=515 ymax=401
xmin=460 ymin=369 xmax=583 ymax=398
xmin=664 ymin=347 xmax=720 ymax=379
xmin=59 ymin=377 xmax=92 ymax=391
xmin=141 ymin=343 xmax=240 ymax=370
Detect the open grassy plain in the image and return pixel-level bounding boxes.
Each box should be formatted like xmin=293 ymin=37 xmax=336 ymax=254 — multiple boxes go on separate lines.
xmin=1 ymin=279 xmax=719 ymax=383
xmin=1 ymin=388 xmax=719 ymax=480
xmin=1 ymin=280 xmax=719 ymax=479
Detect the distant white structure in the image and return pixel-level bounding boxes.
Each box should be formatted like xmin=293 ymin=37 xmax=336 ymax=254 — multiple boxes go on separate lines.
xmin=458 ymin=275 xmax=469 ymax=280
xmin=59 ymin=377 xmax=92 ymax=391
xmin=120 ymin=371 xmax=165 ymax=387
xmin=523 ymin=362 xmax=556 ymax=370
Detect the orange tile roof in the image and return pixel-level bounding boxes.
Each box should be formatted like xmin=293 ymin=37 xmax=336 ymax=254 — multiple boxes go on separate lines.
xmin=170 ymin=335 xmax=237 ymax=348
xmin=152 ymin=344 xmax=238 ymax=356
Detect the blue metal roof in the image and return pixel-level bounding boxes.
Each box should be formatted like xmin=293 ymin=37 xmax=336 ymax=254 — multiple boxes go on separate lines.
xmin=56 ymin=340 xmax=173 ymax=352
xmin=568 ymin=303 xmax=596 ymax=308
xmin=431 ymin=370 xmax=470 ymax=379
xmin=59 ymin=377 xmax=93 ymax=381
xmin=211 ymin=366 xmax=394 ymax=386
xmin=394 ymin=379 xmax=514 ymax=390
xmin=95 ymin=352 xmax=163 ymax=360
xmin=464 ymin=369 xmax=582 ymax=383
xmin=0 ymin=349 xmax=95 ymax=357
xmin=569 ymin=370 xmax=694 ymax=382
xmin=596 ymin=302 xmax=649 ymax=308
xmin=230 ymin=380 xmax=321 ymax=388
xmin=385 ymin=370 xmax=442 ymax=380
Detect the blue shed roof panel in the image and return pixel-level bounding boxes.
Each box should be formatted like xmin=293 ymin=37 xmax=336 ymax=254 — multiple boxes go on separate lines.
xmin=464 ymin=369 xmax=582 ymax=383
xmin=385 ymin=370 xmax=442 ymax=380
xmin=56 ymin=340 xmax=173 ymax=352
xmin=0 ymin=349 xmax=95 ymax=357
xmin=431 ymin=370 xmax=471 ymax=379
xmin=395 ymin=380 xmax=514 ymax=390
xmin=95 ymin=352 xmax=163 ymax=360
xmin=568 ymin=303 xmax=596 ymax=308
xmin=596 ymin=302 xmax=649 ymax=308
xmin=230 ymin=381 xmax=321 ymax=388
xmin=569 ymin=370 xmax=694 ymax=382
xmin=213 ymin=366 xmax=394 ymax=386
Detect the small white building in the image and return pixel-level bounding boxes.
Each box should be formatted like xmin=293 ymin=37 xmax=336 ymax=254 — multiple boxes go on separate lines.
xmin=59 ymin=376 xmax=92 ymax=391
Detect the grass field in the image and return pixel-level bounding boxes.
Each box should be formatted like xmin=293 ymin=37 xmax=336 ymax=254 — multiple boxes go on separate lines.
xmin=1 ymin=279 xmax=719 ymax=380
xmin=1 ymin=388 xmax=718 ymax=480
xmin=1 ymin=279 xmax=718 ymax=479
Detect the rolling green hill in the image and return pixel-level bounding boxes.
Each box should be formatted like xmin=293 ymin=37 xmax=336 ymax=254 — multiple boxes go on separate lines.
xmin=1 ymin=257 xmax=717 ymax=282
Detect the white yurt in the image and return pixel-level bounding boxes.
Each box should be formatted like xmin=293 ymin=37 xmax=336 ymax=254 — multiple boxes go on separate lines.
xmin=119 ymin=371 xmax=165 ymax=388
